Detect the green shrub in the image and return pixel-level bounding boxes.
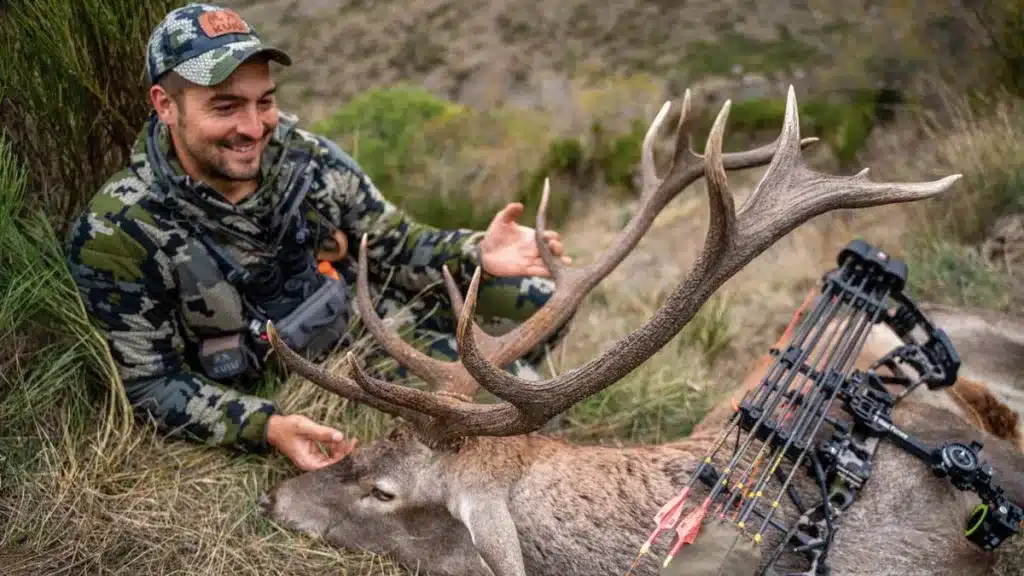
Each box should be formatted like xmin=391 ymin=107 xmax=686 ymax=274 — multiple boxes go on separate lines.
xmin=978 ymin=0 xmax=1024 ymax=97
xmin=515 ymin=138 xmax=584 ymax=226
xmin=590 ymin=118 xmax=647 ymax=192
xmin=692 ymin=92 xmax=880 ymax=170
xmin=313 ymin=86 xmax=576 ymax=230
xmin=813 ymin=0 xmax=1024 ymax=101
xmin=310 ymin=84 xmax=463 ymax=204
xmin=905 ymin=237 xmax=1012 ymax=310
xmin=312 ymin=85 xmax=658 ymax=231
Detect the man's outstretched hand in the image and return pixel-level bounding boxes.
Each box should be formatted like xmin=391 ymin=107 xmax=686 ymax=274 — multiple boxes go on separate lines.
xmin=479 ymin=202 xmax=572 ymax=278
xmin=267 ymin=413 xmax=358 ymax=471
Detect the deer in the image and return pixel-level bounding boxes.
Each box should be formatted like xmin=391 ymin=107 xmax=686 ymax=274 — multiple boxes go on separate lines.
xmin=256 ymin=86 xmax=1024 ymax=576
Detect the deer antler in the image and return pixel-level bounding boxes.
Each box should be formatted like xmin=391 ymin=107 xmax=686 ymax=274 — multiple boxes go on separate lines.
xmin=267 ymin=86 xmax=958 ymax=445
xmin=452 ymin=86 xmax=960 ymax=427
xmin=281 ymin=90 xmax=812 ymax=393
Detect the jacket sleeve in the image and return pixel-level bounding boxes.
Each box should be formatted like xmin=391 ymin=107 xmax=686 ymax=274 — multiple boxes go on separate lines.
xmin=65 ymin=202 xmax=278 ymax=453
xmin=309 ymin=135 xmax=486 ymax=292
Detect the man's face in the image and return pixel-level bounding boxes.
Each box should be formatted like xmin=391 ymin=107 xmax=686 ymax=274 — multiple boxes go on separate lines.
xmin=151 ymin=58 xmax=279 ymax=186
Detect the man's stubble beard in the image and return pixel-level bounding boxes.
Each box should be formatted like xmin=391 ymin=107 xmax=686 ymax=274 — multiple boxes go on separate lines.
xmin=175 ymin=112 xmax=265 ymax=183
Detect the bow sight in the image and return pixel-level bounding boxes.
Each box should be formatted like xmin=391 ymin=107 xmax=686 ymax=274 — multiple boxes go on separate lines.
xmin=646 ymin=239 xmax=1022 ymax=576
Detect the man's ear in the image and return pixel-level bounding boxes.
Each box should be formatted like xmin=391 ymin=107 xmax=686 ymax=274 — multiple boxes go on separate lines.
xmin=149 ymin=84 xmax=178 ymax=125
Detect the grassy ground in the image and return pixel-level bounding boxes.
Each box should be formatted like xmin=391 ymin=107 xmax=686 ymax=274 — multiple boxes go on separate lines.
xmin=2 ymin=1 xmax=1023 ymax=575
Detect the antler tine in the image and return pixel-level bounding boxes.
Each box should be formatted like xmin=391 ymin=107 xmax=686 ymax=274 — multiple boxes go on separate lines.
xmin=267 ymin=320 xmax=531 ymax=443
xmin=353 ymin=234 xmax=480 ymax=395
xmin=456 ymin=85 xmax=961 ymax=433
xmin=264 ymin=321 xmax=431 ymax=428
xmin=440 ymin=263 xmax=503 ymax=363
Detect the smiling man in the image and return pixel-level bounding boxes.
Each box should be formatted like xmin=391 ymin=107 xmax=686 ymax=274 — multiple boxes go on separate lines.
xmin=65 ymin=3 xmax=572 ymax=472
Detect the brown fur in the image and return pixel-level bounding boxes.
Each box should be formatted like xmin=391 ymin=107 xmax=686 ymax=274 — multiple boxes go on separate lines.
xmin=949 ymin=376 xmax=1021 ymax=446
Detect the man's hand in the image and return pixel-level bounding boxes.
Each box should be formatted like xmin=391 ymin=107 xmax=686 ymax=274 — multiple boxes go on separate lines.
xmin=479 ymin=202 xmax=572 ymax=278
xmin=266 ymin=413 xmax=358 ymax=471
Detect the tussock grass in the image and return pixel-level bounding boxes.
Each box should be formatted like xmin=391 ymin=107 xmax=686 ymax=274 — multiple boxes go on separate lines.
xmin=0 ymin=0 xmax=188 ymax=232
xmin=0 ymin=134 xmax=132 ymax=455
xmin=864 ymin=90 xmax=1023 ymax=310
xmin=906 ymin=94 xmax=1024 ymax=245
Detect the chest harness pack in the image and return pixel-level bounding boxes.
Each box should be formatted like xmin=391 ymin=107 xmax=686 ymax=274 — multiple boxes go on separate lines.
xmin=147 ymin=128 xmax=352 ymax=383
xmin=631 ymin=239 xmax=1022 ymax=576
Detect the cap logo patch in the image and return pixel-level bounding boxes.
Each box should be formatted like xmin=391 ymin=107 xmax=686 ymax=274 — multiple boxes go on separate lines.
xmin=198 ymin=10 xmax=250 ymax=38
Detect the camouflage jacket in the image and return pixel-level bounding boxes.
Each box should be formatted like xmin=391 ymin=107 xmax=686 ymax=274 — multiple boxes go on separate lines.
xmin=65 ymin=110 xmax=485 ymax=453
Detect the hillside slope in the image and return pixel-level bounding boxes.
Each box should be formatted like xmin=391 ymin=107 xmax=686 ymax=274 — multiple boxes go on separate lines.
xmin=223 ymin=0 xmax=848 ymax=124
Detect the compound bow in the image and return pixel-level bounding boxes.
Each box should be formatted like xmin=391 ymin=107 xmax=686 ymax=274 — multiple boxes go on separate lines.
xmin=634 ymin=239 xmax=1022 ymax=576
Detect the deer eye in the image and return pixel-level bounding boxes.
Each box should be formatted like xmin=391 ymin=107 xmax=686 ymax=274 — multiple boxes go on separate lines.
xmin=370 ymin=487 xmax=395 ymax=502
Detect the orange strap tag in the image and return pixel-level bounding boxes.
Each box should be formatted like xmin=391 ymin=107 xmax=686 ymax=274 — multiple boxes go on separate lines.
xmin=318 ymin=261 xmax=341 ymax=281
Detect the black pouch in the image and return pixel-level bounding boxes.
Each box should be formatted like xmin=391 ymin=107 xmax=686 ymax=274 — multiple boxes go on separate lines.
xmin=271 ymin=276 xmax=351 ymax=362
xmin=198 ymin=332 xmax=259 ymax=380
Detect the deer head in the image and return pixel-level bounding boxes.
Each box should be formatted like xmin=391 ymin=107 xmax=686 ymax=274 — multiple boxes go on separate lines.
xmin=258 ymin=86 xmax=962 ymax=576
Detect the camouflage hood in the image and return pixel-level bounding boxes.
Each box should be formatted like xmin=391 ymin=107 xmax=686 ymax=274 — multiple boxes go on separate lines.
xmin=135 ymin=109 xmax=314 ymax=250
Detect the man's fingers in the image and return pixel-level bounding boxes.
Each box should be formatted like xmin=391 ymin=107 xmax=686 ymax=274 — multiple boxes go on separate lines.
xmin=501 ymin=202 xmax=524 ymax=223
xmin=290 ymin=451 xmax=322 ymax=472
xmin=330 ymin=437 xmax=358 ymax=460
xmin=296 ymin=417 xmax=346 ymax=443
xmin=546 ymin=239 xmax=564 ymax=256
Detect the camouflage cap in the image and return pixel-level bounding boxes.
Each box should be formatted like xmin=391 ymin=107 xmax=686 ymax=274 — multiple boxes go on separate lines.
xmin=146 ymin=3 xmax=292 ymax=87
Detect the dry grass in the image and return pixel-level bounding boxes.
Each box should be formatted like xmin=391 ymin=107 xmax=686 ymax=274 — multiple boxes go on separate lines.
xmin=859 ymin=88 xmax=1023 ymax=310
xmin=0 ymin=385 xmax=410 ymax=576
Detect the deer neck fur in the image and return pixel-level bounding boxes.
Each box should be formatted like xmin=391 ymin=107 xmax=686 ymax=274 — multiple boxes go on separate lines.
xmin=433 ymin=394 xmax=1023 ymax=576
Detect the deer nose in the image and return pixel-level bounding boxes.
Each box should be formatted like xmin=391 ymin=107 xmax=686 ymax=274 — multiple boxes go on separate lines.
xmin=257 ymin=492 xmax=273 ymax=513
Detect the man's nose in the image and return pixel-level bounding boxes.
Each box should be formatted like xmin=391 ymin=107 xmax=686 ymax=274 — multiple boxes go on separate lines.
xmin=237 ymin=107 xmax=264 ymax=139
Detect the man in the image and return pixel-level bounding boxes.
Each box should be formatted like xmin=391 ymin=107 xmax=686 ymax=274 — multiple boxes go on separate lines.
xmin=65 ymin=3 xmax=571 ymax=472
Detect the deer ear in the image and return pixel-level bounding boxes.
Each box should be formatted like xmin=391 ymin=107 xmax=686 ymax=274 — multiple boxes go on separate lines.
xmin=451 ymin=495 xmax=527 ymax=576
